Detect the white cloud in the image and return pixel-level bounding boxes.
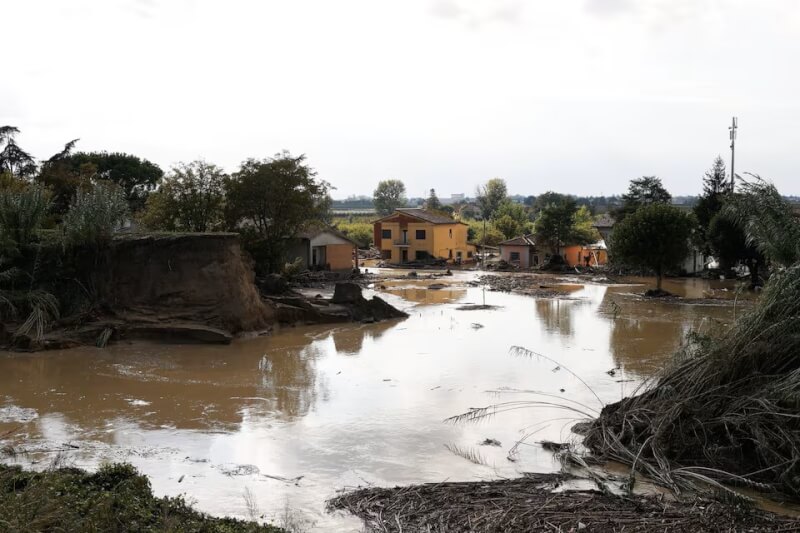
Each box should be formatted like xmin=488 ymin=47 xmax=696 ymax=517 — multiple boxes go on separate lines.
xmin=3 ymin=0 xmax=800 ymax=196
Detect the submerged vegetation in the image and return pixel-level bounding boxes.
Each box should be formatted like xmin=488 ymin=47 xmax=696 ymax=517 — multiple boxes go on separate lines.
xmin=0 ymin=462 xmax=282 ymax=532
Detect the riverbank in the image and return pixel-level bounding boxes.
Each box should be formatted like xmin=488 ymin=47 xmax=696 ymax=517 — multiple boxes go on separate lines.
xmin=1 ymin=234 xmax=407 ymax=352
xmin=328 ymin=473 xmax=796 ymax=532
xmin=0 ymin=462 xmax=282 ymax=532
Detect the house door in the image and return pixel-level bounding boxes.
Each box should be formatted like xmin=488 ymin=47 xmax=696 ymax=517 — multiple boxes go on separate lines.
xmin=401 ymin=249 xmax=408 ymax=263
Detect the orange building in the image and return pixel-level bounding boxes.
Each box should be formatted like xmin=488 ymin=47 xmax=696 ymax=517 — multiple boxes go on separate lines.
xmin=373 ymin=208 xmax=476 ymax=264
xmin=562 ymin=241 xmax=608 ymax=267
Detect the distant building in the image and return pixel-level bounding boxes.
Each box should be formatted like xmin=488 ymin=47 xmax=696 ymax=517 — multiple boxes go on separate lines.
xmin=592 ymin=213 xmax=616 ymax=243
xmin=498 ymin=234 xmax=538 ymax=268
xmin=373 ymin=208 xmax=475 ymax=264
xmin=285 ymin=226 xmax=358 ymax=272
xmin=442 ymin=193 xmax=465 ymax=205
xmin=563 ymin=241 xmax=608 ymax=267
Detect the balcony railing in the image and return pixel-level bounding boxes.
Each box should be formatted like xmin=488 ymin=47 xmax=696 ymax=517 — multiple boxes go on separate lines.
xmin=393 ymin=239 xmax=410 ymax=246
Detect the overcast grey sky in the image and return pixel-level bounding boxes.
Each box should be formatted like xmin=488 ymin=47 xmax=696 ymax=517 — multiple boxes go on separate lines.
xmin=5 ymin=0 xmax=799 ymax=198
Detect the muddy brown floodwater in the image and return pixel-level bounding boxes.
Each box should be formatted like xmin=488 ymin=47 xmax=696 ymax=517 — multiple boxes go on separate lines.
xmin=0 ymin=271 xmax=739 ymax=530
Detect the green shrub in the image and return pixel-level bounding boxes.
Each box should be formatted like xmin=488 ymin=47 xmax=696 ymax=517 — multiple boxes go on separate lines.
xmin=0 ymin=462 xmax=283 ymax=532
xmin=337 ymin=221 xmax=373 ymax=248
xmin=0 ymin=183 xmax=50 ymax=251
xmin=62 ymin=180 xmax=130 ymax=247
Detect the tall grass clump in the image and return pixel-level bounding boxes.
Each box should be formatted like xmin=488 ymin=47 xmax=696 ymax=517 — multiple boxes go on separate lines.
xmin=62 ymin=180 xmax=129 ymax=247
xmin=585 ymin=177 xmax=800 ymax=497
xmin=0 ymin=183 xmax=50 ymax=250
xmin=0 ymin=184 xmax=60 ymax=340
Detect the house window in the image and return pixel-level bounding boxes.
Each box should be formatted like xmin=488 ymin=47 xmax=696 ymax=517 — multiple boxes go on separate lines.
xmin=448 ymin=249 xmax=453 ymax=258
xmin=533 ymin=255 xmax=539 ymax=266
xmin=449 ymin=229 xmax=453 ymax=238
xmin=510 ymin=251 xmax=521 ymax=261
xmin=381 ymin=229 xmax=392 ymax=239
xmin=415 ymin=250 xmax=428 ymax=260
xmin=467 ymin=251 xmax=473 ymax=258
xmin=415 ymin=229 xmax=426 ymax=240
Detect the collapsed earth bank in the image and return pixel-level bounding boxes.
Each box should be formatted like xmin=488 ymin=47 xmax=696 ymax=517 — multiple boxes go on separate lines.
xmin=5 ymin=233 xmax=405 ymax=350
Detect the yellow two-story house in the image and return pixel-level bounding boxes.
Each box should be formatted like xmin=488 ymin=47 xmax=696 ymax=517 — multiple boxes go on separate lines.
xmin=373 ymin=208 xmax=475 ymax=264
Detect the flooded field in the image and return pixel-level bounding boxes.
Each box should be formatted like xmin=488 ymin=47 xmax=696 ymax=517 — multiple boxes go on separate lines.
xmin=0 ymin=272 xmax=739 ymax=530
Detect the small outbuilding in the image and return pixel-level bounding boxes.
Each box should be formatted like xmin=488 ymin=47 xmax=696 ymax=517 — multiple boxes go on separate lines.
xmin=498 ymin=234 xmax=539 ymax=268
xmin=285 ymin=226 xmax=358 ymax=272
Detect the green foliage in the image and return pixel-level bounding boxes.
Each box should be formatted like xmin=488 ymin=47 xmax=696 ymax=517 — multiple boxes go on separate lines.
xmin=613 ymin=176 xmax=672 ymax=223
xmin=493 ymin=201 xmax=532 ymax=239
xmin=467 ymin=220 xmax=505 ymax=246
xmin=609 ymin=203 xmax=694 ymax=289
xmin=707 ymin=211 xmax=762 ymax=276
xmin=703 ymin=156 xmax=729 ymax=196
xmin=62 ymin=181 xmax=130 ymax=248
xmin=336 ymin=221 xmax=373 ymax=248
xmin=0 ymin=126 xmax=37 ymax=179
xmin=0 ymin=184 xmax=51 ymax=251
xmin=225 ymin=152 xmax=330 ymax=274
xmin=373 ymin=179 xmax=407 ymax=216
xmin=0 ymin=462 xmax=282 ymax=532
xmin=475 ymin=178 xmax=508 ymax=220
xmin=723 ymin=176 xmax=800 ymax=267
xmin=140 ymin=160 xmax=226 ymax=232
xmin=424 ymin=188 xmax=442 ymax=211
xmin=36 ymin=139 xmax=94 ymax=218
xmin=58 ymin=152 xmax=164 ymax=212
xmin=573 ymin=205 xmax=600 ymax=244
xmin=694 ymin=157 xmax=730 ymax=255
xmin=138 ymin=189 xmax=177 ymax=231
xmin=533 ymin=194 xmax=583 ymax=254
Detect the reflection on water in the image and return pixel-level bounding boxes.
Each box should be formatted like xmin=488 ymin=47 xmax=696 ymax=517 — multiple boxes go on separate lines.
xmin=0 ymin=274 xmax=738 ymax=530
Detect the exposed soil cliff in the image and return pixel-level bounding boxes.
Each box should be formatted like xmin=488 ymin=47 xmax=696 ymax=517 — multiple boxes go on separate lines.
xmin=101 ymin=233 xmax=274 ymax=333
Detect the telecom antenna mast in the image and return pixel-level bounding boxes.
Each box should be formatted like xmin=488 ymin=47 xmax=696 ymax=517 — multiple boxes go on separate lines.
xmin=729 ymin=117 xmax=738 ymax=191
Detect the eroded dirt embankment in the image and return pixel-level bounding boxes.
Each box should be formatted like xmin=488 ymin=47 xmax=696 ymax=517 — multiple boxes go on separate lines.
xmin=102 ymin=233 xmax=274 ymax=333
xmin=9 ymin=233 xmax=406 ymax=350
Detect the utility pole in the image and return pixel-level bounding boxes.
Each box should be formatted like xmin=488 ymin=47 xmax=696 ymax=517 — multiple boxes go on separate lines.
xmin=729 ymin=116 xmax=738 ymax=192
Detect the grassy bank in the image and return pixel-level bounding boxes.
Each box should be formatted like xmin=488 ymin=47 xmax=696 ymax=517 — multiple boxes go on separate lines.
xmin=0 ymin=462 xmax=283 ymax=532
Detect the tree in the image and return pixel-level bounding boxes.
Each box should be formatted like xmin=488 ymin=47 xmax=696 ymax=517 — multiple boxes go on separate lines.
xmin=373 ymin=179 xmax=407 ymax=216
xmin=36 ymin=139 xmax=93 ymax=218
xmin=0 ymin=126 xmax=37 ymax=179
xmin=139 ymin=160 xmax=226 ymax=232
xmin=533 ymin=194 xmax=585 ymax=256
xmin=493 ymin=201 xmax=532 ymax=239
xmin=613 ymin=176 xmax=672 ymax=223
xmin=225 ymin=152 xmax=330 ymax=274
xmin=57 ymin=152 xmax=164 ymax=211
xmin=336 ymin=221 xmax=373 ymax=248
xmin=475 ymin=178 xmax=508 ymax=221
xmin=694 ymin=157 xmax=728 ymax=255
xmin=573 ymin=205 xmax=600 ymax=243
xmin=609 ymin=204 xmax=694 ymax=291
xmin=424 ymin=188 xmax=442 ymax=211
xmin=707 ymin=211 xmax=764 ymax=286
xmin=703 ymin=156 xmax=729 ymax=196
